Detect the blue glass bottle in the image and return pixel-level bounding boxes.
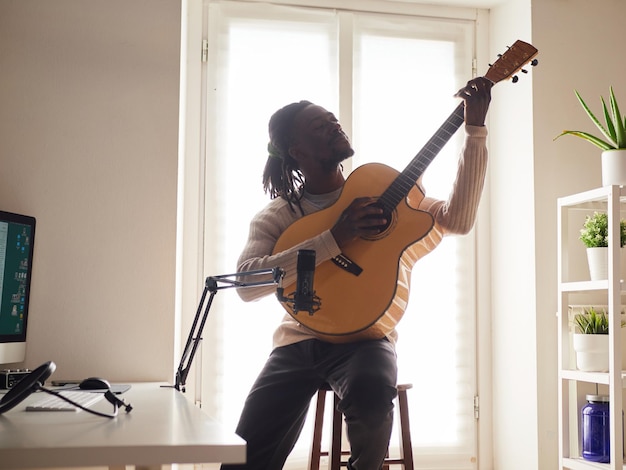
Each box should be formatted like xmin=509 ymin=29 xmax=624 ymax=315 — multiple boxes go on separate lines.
xmin=582 ymin=395 xmax=610 ymax=463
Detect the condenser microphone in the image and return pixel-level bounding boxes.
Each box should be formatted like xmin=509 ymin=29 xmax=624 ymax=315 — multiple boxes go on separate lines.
xmin=293 ymin=249 xmax=318 ymax=314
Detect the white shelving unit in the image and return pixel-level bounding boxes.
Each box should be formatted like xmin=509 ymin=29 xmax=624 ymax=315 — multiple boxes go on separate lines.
xmin=558 ymin=185 xmax=626 ymax=469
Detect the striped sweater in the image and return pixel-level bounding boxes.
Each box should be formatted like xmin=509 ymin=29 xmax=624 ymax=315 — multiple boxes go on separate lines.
xmin=236 ymin=124 xmax=488 ymax=349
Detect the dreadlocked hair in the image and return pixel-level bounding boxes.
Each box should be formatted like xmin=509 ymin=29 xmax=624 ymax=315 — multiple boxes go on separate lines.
xmin=263 ymin=100 xmax=312 ymax=214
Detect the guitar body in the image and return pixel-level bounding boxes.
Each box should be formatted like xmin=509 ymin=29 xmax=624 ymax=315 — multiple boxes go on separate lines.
xmin=273 ymin=162 xmax=438 ymax=342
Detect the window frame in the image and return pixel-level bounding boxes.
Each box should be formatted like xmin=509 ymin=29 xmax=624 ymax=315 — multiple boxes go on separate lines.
xmin=175 ymin=1 xmax=492 ymax=468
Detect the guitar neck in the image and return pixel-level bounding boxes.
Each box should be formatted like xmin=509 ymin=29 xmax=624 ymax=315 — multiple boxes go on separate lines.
xmin=379 ymin=102 xmax=466 ymax=209
xmin=376 ymin=39 xmax=539 ymax=212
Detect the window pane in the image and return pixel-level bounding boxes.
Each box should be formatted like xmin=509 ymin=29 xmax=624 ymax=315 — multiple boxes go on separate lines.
xmin=352 ymin=14 xmax=476 ymax=456
xmin=204 ymin=2 xmax=338 ymax=431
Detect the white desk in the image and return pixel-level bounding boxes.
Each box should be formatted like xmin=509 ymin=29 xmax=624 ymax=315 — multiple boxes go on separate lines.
xmin=0 ymin=383 xmax=246 ymax=469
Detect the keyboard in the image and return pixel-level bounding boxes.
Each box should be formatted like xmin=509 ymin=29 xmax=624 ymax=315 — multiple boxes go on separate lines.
xmin=26 ymin=391 xmax=105 ymax=412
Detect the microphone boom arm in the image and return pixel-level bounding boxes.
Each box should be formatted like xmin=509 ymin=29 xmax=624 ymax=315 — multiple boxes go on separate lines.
xmin=173 ymin=267 xmax=284 ymax=392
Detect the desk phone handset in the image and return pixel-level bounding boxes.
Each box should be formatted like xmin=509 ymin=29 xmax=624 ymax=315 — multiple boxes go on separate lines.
xmin=0 ymin=361 xmax=132 ymax=417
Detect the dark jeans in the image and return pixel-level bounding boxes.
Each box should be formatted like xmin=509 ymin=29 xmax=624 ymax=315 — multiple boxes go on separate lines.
xmin=220 ymin=338 xmax=398 ymax=470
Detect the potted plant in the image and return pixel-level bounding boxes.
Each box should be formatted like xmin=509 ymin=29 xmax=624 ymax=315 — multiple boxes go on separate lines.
xmin=571 ymin=306 xmax=625 ymax=372
xmin=554 ymin=86 xmax=626 ymax=186
xmin=579 ymin=211 xmax=626 ymax=280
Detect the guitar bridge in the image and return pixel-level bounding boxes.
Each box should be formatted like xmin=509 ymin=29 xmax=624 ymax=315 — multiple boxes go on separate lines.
xmin=332 ymin=254 xmax=363 ymax=277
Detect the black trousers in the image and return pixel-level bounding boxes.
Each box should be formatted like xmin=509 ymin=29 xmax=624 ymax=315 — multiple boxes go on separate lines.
xmin=220 ymin=338 xmax=398 ymax=470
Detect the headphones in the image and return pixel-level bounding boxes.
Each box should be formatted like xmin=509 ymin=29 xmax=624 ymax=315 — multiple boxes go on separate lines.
xmin=0 ymin=361 xmax=55 ymax=414
xmin=0 ymin=361 xmax=132 ymax=417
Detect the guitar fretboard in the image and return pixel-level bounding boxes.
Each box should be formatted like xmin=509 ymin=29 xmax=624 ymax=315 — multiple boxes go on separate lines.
xmin=379 ymin=102 xmax=466 ymax=211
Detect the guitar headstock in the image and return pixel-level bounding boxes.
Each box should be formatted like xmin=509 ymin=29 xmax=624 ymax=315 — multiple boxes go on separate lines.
xmin=485 ymin=40 xmax=538 ymax=84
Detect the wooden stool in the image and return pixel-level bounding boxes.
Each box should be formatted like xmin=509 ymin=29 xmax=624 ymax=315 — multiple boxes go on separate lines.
xmin=309 ymin=383 xmax=414 ymax=470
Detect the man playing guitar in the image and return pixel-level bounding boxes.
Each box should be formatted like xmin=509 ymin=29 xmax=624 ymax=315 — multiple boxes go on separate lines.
xmin=221 ymin=77 xmax=492 ymax=470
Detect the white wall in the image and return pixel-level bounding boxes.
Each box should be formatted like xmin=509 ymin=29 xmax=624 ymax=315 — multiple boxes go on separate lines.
xmin=489 ymin=0 xmax=626 ymax=469
xmin=0 ymin=0 xmax=181 ymax=381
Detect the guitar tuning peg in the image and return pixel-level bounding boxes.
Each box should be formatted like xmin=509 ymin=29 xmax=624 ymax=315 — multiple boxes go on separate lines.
xmin=497 ymin=54 xmax=502 ymax=58
xmin=521 ymin=68 xmax=528 ymax=74
xmin=531 ymin=58 xmax=539 ymax=66
xmin=488 ymin=63 xmax=493 ymax=67
xmin=512 ymin=75 xmax=519 ymax=83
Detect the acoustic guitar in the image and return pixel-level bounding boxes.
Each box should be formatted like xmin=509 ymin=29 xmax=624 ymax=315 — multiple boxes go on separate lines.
xmin=273 ymin=40 xmax=539 ymax=343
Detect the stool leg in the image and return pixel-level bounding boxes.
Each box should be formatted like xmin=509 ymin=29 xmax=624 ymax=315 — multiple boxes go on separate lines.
xmin=397 ymin=388 xmax=414 ymax=470
xmin=329 ymin=392 xmax=343 ymax=470
xmin=321 ymin=387 xmax=415 ymax=470
xmin=309 ymin=389 xmax=327 ymax=470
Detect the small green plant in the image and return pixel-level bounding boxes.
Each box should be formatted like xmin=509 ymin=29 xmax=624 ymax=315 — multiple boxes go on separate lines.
xmin=573 ymin=307 xmax=626 ymax=334
xmin=554 ymin=87 xmax=626 ymax=150
xmin=574 ymin=307 xmax=610 ymax=334
xmin=579 ymin=211 xmax=626 ymax=248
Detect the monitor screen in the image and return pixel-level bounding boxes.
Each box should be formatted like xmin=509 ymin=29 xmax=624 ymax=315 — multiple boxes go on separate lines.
xmin=0 ymin=210 xmax=36 ymax=364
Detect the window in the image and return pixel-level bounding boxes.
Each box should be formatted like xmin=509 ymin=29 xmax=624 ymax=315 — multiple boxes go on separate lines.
xmin=195 ymin=1 xmax=483 ymax=468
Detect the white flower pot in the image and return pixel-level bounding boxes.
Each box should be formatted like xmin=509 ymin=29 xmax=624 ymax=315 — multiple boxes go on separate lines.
xmin=601 ymin=149 xmax=626 ymax=187
xmin=587 ymin=247 xmax=608 ymax=280
xmin=586 ymin=247 xmax=626 ymax=281
xmin=573 ymin=333 xmax=609 ymax=372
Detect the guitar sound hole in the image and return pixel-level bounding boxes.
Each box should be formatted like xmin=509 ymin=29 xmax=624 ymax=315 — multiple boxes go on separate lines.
xmin=363 ymin=202 xmax=394 ymax=240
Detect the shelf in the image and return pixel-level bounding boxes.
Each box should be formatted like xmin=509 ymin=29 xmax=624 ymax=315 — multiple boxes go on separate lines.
xmin=558 ymin=186 xmax=626 ymax=208
xmin=559 ymin=186 xmax=626 ymax=470
xmin=560 ymin=280 xmax=626 ymax=293
xmin=563 ymin=457 xmax=626 ymax=470
xmin=561 ymin=369 xmax=626 ymax=386
xmin=561 ymin=280 xmax=612 ymax=292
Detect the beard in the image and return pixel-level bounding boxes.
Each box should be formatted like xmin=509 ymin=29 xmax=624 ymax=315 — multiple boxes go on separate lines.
xmin=319 ymin=145 xmax=354 ymax=174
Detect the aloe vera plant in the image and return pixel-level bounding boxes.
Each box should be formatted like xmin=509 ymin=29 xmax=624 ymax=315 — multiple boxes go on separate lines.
xmin=555 ymin=87 xmax=626 ymax=150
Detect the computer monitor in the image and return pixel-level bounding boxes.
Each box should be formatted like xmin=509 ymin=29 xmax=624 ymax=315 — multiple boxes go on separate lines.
xmin=0 ymin=210 xmax=36 ymax=365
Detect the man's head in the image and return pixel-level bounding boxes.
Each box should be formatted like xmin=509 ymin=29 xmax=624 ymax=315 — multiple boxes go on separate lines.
xmin=263 ymin=101 xmax=353 ymax=206
xmin=288 ymin=104 xmax=354 ymax=172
